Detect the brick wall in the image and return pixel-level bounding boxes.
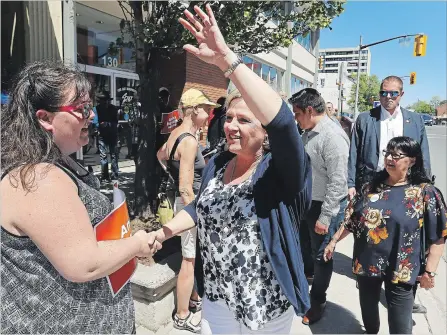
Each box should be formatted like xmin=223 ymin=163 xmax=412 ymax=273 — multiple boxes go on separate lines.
xmin=184 ymin=53 xmax=229 ymax=104
xmin=184 ymin=53 xmax=229 ymax=145
xmin=436 ymin=103 xmax=447 ymax=117
xmin=157 ymin=52 xmax=229 ymax=146
xmin=157 ymin=51 xmax=187 ymax=108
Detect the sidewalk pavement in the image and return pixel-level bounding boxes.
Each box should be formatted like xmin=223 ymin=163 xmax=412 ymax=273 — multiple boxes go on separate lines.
xmin=97 ymin=163 xmax=445 ymax=335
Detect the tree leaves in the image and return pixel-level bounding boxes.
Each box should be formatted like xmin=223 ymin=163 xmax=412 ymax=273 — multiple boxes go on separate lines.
xmin=348 ymin=73 xmax=381 ymax=113
xmin=117 ymin=0 xmax=345 ymax=56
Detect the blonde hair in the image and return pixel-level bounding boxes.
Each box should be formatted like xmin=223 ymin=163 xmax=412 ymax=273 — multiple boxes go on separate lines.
xmin=180 ymin=105 xmax=195 ymax=117
xmin=225 ymin=88 xmax=243 ymax=110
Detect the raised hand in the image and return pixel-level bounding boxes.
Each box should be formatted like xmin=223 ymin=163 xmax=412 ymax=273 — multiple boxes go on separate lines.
xmin=179 ymin=4 xmax=231 ymax=68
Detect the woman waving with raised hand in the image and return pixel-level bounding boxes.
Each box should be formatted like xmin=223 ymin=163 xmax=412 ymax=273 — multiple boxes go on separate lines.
xmin=148 ymin=4 xmax=312 ymax=334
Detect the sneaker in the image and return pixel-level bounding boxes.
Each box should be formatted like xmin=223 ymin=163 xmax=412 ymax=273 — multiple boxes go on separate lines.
xmin=412 ymin=303 xmax=427 ymax=314
xmin=173 ymin=312 xmax=201 ymax=333
xmin=189 ymin=298 xmax=203 ymax=313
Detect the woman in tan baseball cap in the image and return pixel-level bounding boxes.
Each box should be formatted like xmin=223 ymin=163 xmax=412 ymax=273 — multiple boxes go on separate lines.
xmin=157 ymin=88 xmax=219 ymax=332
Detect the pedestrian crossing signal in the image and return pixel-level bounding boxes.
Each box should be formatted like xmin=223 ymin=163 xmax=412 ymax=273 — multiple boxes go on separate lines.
xmin=413 ymin=35 xmax=427 ymax=57
xmin=410 ymin=72 xmax=416 ymax=85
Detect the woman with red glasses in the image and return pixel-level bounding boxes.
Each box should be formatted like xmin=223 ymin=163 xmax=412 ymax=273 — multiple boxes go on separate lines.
xmin=0 ymin=61 xmax=160 ymax=334
xmin=324 ymin=136 xmax=446 ymax=334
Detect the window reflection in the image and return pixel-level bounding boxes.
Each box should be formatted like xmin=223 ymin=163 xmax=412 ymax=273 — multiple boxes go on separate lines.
xmin=261 ymin=64 xmax=269 ymax=82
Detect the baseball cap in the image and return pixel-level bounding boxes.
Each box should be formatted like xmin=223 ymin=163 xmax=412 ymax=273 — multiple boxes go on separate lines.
xmin=180 ymin=88 xmax=220 ymax=108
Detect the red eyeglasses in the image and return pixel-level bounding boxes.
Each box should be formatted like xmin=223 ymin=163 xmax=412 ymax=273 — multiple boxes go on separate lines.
xmin=57 ymin=102 xmax=94 ymax=119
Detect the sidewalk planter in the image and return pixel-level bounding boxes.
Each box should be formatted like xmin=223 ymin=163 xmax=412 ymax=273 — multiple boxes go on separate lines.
xmin=131 ymin=252 xmax=182 ymax=333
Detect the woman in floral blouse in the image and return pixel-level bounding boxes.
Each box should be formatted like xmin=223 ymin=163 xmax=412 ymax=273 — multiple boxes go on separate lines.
xmin=324 ymin=136 xmax=446 ymax=334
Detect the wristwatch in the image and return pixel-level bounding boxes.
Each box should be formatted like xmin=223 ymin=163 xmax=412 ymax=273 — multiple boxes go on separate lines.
xmin=425 ymin=271 xmax=437 ymax=277
xmin=223 ymin=55 xmax=243 ymax=78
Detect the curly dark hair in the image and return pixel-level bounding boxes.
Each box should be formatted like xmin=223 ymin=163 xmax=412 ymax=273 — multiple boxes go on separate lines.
xmin=1 ymin=61 xmax=91 ymax=191
xmin=366 ymin=136 xmax=432 ymax=195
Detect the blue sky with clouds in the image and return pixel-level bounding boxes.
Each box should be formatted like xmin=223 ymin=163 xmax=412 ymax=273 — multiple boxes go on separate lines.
xmin=319 ymin=1 xmax=447 ymax=107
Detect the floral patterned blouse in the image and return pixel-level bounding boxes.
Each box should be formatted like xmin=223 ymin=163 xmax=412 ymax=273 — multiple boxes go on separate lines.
xmin=196 ymin=163 xmax=291 ymax=330
xmin=344 ymin=183 xmax=447 ymax=285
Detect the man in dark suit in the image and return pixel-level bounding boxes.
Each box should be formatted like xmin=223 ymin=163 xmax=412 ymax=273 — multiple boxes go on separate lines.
xmin=348 ymin=75 xmax=431 ymax=197
xmin=348 ymin=75 xmax=431 ymax=314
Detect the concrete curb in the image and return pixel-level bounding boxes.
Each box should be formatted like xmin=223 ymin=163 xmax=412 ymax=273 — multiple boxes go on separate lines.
xmin=90 ymin=160 xmax=135 ymax=174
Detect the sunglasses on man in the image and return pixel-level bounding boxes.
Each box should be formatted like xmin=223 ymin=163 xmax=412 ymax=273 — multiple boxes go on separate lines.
xmin=379 ymin=90 xmax=400 ymax=98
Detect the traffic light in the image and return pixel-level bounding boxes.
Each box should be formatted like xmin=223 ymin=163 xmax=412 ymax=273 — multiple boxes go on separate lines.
xmin=410 ymin=72 xmax=416 ymax=85
xmin=413 ymin=34 xmax=427 ymax=57
xmin=318 ymin=56 xmax=324 ymax=70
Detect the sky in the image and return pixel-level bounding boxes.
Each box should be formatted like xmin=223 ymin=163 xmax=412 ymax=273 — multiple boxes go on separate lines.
xmin=319 ymin=1 xmax=447 ymax=107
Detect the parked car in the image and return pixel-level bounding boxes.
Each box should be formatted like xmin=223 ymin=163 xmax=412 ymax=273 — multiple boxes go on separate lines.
xmin=421 ymin=114 xmax=434 ymax=126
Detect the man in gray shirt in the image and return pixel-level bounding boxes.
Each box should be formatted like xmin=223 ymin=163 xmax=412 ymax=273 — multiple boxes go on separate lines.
xmin=289 ymin=88 xmax=349 ymax=325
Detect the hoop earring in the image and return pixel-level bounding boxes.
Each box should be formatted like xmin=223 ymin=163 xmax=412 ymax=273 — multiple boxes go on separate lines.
xmin=262 ymin=135 xmax=270 ymax=151
xmin=407 ymin=167 xmax=412 ymax=177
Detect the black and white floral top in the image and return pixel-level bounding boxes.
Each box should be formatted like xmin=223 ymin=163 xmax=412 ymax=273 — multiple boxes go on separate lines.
xmin=344 ymin=183 xmax=447 ymax=285
xmin=196 ymin=163 xmax=291 ymax=330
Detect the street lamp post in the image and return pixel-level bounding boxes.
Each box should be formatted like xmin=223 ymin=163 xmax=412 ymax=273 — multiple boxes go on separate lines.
xmin=284 ymin=2 xmax=293 ymax=99
xmin=354 ymin=36 xmax=362 ymax=119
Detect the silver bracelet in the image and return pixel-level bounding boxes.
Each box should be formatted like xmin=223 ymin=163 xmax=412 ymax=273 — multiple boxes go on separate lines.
xmin=224 ymin=55 xmax=243 ymax=78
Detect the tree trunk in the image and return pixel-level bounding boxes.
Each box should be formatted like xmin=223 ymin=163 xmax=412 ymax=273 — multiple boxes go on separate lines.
xmin=133 ymin=69 xmax=160 ymax=219
xmin=131 ymin=1 xmax=161 ymax=220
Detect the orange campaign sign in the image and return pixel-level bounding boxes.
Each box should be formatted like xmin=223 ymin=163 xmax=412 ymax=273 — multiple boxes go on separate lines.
xmin=94 ymin=183 xmax=137 ymax=297
xmin=160 ymin=109 xmax=181 ymax=134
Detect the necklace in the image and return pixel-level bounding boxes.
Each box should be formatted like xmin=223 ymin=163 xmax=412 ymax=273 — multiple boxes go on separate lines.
xmin=220 ymin=156 xmax=262 ymax=236
xmin=221 ymin=157 xmax=239 ymax=236
xmin=228 ymin=156 xmax=237 ymax=183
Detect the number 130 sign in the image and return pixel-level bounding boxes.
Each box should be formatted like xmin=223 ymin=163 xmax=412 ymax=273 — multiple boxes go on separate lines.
xmin=102 ymin=56 xmax=119 ymax=67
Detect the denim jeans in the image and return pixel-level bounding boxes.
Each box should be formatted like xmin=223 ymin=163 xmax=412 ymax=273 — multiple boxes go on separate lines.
xmin=98 ymin=135 xmax=119 ymax=179
xmin=357 ymin=276 xmax=414 ymax=334
xmin=301 ymin=198 xmax=347 ymax=304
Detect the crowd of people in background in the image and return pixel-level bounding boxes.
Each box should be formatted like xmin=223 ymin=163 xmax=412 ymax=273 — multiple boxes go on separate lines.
xmin=1 ymin=4 xmax=446 ymax=335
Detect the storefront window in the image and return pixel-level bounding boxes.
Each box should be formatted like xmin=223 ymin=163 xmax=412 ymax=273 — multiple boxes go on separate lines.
xmin=294 ymin=33 xmax=312 ymax=52
xmin=252 ymin=60 xmax=261 ymax=77
xmin=115 ymin=77 xmax=140 ymax=121
xmin=269 ymin=68 xmax=277 ymax=90
xmin=86 ymin=73 xmax=111 ymax=102
xmin=76 ymin=3 xmax=135 ymax=72
xmin=261 ymin=64 xmax=270 ymax=82
xmin=243 ymin=56 xmax=254 ymax=70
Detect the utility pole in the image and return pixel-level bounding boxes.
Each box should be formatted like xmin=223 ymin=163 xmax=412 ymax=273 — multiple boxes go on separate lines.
xmin=284 ymin=1 xmax=293 ymax=99
xmin=354 ymin=32 xmax=424 ymax=119
xmin=338 ymin=61 xmax=345 ymax=117
xmin=354 ymin=36 xmax=362 ymax=119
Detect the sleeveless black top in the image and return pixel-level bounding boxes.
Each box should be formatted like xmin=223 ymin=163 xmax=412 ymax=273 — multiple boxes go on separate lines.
xmin=167 ymin=133 xmax=205 ymax=193
xmin=1 ymin=159 xmax=135 ymax=334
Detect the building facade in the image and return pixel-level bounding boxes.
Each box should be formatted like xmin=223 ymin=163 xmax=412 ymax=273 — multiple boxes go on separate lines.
xmin=316 ymin=47 xmax=371 ymax=115
xmin=2 ymin=1 xmax=319 ymax=100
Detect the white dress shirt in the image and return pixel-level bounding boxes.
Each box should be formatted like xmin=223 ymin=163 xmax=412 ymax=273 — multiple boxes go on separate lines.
xmin=377 ymin=105 xmax=403 ymax=171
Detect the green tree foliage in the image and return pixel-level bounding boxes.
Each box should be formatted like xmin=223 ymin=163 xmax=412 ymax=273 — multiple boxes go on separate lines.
xmin=348 ymin=73 xmax=381 ymax=113
xmin=117 ymin=0 xmax=346 ymax=218
xmin=406 ymin=100 xmax=434 ymax=114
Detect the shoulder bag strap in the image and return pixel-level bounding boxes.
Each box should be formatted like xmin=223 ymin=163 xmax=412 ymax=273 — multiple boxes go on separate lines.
xmin=167 ymin=133 xmax=196 ymax=171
